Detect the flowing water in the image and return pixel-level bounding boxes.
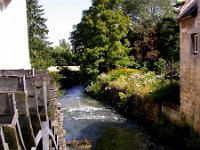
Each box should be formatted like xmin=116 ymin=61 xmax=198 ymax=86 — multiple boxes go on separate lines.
xmin=60 ymin=86 xmax=169 ymax=150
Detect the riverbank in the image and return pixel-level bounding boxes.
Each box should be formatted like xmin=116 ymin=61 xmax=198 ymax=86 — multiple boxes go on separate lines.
xmin=85 ymin=68 xmax=200 ymax=150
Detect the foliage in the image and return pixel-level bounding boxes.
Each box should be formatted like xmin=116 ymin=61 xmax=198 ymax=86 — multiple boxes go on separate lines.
xmin=123 ymin=0 xmax=176 ymax=25
xmin=86 ymin=68 xmax=180 ymax=109
xmin=70 ymin=0 xmax=134 ymax=82
xmin=49 ymin=72 xmax=64 ymax=95
xmin=27 ymin=0 xmax=54 ymax=69
xmin=107 ymin=68 xmax=141 ymax=80
xmin=123 ymin=0 xmax=179 ymax=72
xmin=157 ymin=17 xmax=180 ymax=62
xmin=49 ymin=72 xmax=64 ymax=85
xmin=27 ymin=0 xmax=49 ymax=41
xmin=153 ymin=58 xmax=167 ymax=75
xmin=149 ymin=80 xmax=180 ymax=104
xmin=29 ymin=37 xmax=55 ymax=69
xmin=52 ymin=39 xmax=73 ymax=66
xmin=85 ymin=73 xmax=110 ymax=97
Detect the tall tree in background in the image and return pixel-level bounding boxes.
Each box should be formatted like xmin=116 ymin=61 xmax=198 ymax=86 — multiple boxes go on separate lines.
xmin=27 ymin=0 xmax=55 ymax=69
xmin=52 ymin=39 xmax=73 ymax=66
xmin=124 ymin=0 xmax=176 ymax=25
xmin=70 ymin=0 xmax=134 ymax=81
xmin=123 ymin=0 xmax=179 ymax=71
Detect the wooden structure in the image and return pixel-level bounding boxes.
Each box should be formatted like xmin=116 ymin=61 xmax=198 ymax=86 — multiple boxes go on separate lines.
xmin=0 ymin=69 xmax=66 ymax=150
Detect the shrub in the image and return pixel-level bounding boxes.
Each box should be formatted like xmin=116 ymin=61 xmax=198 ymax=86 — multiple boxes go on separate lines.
xmin=49 ymin=72 xmax=64 ymax=95
xmin=107 ymin=68 xmax=141 ymax=81
xmin=86 ymin=68 xmax=180 ymax=108
xmin=49 ymin=72 xmax=63 ymax=86
xmin=149 ymin=80 xmax=180 ymax=104
xmin=154 ymin=58 xmax=167 ymax=75
xmin=85 ymin=73 xmax=110 ymax=98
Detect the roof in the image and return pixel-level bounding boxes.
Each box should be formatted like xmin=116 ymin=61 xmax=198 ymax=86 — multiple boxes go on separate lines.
xmin=177 ymin=0 xmax=198 ymax=20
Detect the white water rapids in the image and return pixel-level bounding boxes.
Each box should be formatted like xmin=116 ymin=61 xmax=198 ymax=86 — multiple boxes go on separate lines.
xmin=60 ymin=86 xmax=171 ymax=150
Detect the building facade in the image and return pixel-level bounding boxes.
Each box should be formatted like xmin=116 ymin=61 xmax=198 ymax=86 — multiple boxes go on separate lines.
xmin=0 ymin=0 xmax=31 ymax=69
xmin=177 ymin=0 xmax=200 ymax=132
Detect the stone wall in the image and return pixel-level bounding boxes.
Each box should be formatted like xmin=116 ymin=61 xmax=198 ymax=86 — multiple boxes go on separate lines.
xmin=0 ymin=69 xmax=66 ymax=150
xmin=130 ymin=96 xmax=181 ymax=124
xmin=179 ymin=1 xmax=200 ymax=133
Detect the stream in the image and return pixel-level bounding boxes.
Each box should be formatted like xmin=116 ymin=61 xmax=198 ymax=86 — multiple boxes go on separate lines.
xmin=60 ymin=86 xmax=170 ymax=150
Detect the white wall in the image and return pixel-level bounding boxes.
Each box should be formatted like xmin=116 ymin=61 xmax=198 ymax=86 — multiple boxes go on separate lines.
xmin=0 ymin=0 xmax=31 ymax=69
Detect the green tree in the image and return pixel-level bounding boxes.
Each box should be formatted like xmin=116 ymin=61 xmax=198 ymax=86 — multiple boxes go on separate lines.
xmin=124 ymin=0 xmax=178 ymax=71
xmin=27 ymin=0 xmax=55 ymax=69
xmin=157 ymin=17 xmax=179 ymax=62
xmin=124 ymin=0 xmax=176 ymax=25
xmin=27 ymin=0 xmax=48 ymax=40
xmin=30 ymin=38 xmax=55 ymax=69
xmin=157 ymin=17 xmax=180 ymax=83
xmin=70 ymin=0 xmax=134 ymax=82
xmin=52 ymin=39 xmax=73 ymax=66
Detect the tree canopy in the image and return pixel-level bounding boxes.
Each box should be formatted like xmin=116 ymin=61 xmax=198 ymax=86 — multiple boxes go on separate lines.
xmin=123 ymin=0 xmax=179 ymax=72
xmin=27 ymin=0 xmax=55 ymax=69
xmin=124 ymin=0 xmax=176 ymax=25
xmin=70 ymin=0 xmax=134 ymax=81
xmin=52 ymin=39 xmax=73 ymax=66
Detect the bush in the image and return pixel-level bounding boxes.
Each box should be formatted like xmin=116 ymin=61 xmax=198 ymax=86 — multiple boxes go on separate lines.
xmin=86 ymin=73 xmax=110 ymax=98
xmin=107 ymin=68 xmax=141 ymax=80
xmin=49 ymin=72 xmax=64 ymax=95
xmin=86 ymin=68 xmax=180 ymax=107
xmin=49 ymin=72 xmax=63 ymax=86
xmin=149 ymin=81 xmax=180 ymax=104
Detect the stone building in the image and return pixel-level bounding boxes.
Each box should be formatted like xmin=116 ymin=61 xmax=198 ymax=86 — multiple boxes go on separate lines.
xmin=177 ymin=0 xmax=200 ymax=133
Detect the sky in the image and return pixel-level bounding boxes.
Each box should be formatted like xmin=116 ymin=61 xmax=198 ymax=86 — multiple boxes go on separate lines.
xmin=40 ymin=0 xmax=185 ymax=46
xmin=39 ymin=0 xmax=92 ymax=46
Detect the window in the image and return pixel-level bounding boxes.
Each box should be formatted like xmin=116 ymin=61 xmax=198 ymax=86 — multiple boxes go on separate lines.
xmin=190 ymin=27 xmax=200 ymax=56
xmin=191 ymin=33 xmax=199 ymax=54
